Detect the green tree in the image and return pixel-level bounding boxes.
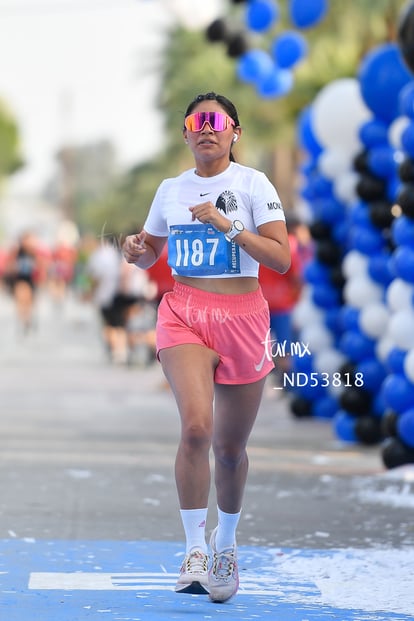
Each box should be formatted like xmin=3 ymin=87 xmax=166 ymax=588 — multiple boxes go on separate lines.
xmin=85 ymin=0 xmax=409 ymax=232
xmin=0 ymin=98 xmax=23 ymax=186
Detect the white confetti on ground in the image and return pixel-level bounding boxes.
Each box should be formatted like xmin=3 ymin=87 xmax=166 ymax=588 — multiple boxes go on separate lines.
xmin=353 ymin=465 xmax=414 ymax=509
xmin=273 ymin=547 xmax=414 ymax=615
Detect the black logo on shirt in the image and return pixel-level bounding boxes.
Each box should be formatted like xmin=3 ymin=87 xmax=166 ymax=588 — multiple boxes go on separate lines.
xmin=200 ymin=192 xmax=211 ymax=197
xmin=216 ymin=190 xmax=238 ymax=214
xmin=267 ymin=201 xmax=283 ymax=210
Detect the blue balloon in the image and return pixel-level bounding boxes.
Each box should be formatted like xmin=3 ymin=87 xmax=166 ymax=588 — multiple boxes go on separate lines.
xmin=339 ymin=330 xmax=376 ymax=363
xmin=382 ymin=373 xmax=414 ymax=413
xmin=292 ymin=352 xmax=313 ymax=373
xmin=300 ymin=158 xmax=317 ymax=176
xmin=314 ymin=395 xmax=338 ymax=419
xmin=359 ymin=119 xmax=389 ymax=148
xmin=271 ymin=30 xmax=308 ymax=69
xmin=387 ymin=174 xmax=401 ymax=203
xmin=372 ymin=391 xmax=386 ymax=418
xmin=246 ymin=0 xmax=279 ymax=33
xmin=368 ymin=146 xmax=398 ymax=178
xmin=356 ymin=358 xmax=387 ymax=393
xmin=392 ymin=214 xmax=414 ymax=246
xmin=332 ymin=220 xmax=349 ymax=246
xmin=313 ymin=197 xmax=347 ymax=225
xmin=237 ymin=49 xmax=274 ymax=83
xmin=349 ymin=223 xmax=385 ymax=255
xmin=306 ymin=172 xmax=333 ymax=198
xmin=313 ymin=175 xmax=333 ymax=197
xmin=312 ymin=283 xmax=341 ymax=309
xmin=350 ymin=201 xmax=372 ymax=227
xmin=324 ymin=307 xmax=343 ymax=335
xmin=289 ymin=0 xmax=328 ymax=29
xmin=256 ymin=67 xmax=293 ymax=98
xmin=401 ymin=120 xmax=414 ymax=158
xmin=386 ymin=347 xmax=407 ymax=374
xmin=333 ymin=410 xmax=357 ymax=443
xmin=399 ymin=81 xmax=414 ymax=118
xmin=303 ymin=259 xmax=329 ymax=285
xmin=391 ymin=245 xmax=414 ymax=283
xmin=368 ymin=251 xmax=394 ymax=286
xmin=397 ymin=408 xmax=414 ymax=448
xmin=295 ymin=378 xmax=326 ymax=401
xmin=297 ymin=106 xmax=323 ymax=157
xmin=340 ymin=306 xmax=360 ymax=331
xmin=358 ymin=43 xmax=413 ymax=123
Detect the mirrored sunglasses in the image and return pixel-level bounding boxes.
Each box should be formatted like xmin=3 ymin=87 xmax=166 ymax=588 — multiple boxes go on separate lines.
xmin=184 ymin=111 xmax=235 ymax=132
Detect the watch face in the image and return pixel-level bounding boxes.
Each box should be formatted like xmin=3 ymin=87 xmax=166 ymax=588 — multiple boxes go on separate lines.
xmin=234 ymin=220 xmax=244 ymax=232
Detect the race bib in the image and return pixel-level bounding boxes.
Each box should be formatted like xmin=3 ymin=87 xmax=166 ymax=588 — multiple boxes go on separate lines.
xmin=168 ymin=223 xmax=240 ymax=276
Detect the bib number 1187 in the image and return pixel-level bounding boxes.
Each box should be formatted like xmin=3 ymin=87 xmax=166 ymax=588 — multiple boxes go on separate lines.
xmin=168 ymin=223 xmax=240 ymax=275
xmin=174 ymin=237 xmax=219 ymax=268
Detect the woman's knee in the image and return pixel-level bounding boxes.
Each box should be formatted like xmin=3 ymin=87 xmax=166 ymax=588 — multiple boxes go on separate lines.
xmin=181 ymin=421 xmax=212 ymax=453
xmin=212 ymin=441 xmax=247 ymax=470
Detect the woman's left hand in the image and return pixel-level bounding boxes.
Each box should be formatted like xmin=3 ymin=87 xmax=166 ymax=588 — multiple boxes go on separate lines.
xmin=189 ymin=201 xmax=230 ymax=233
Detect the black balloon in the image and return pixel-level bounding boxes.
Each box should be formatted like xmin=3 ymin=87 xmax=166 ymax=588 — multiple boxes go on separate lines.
xmin=356 ymin=174 xmax=387 ymax=202
xmin=340 ymin=361 xmax=356 ymax=379
xmin=309 ymin=221 xmax=332 ymax=241
xmin=398 ymin=1 xmax=414 ymax=74
xmin=330 ymin=265 xmax=346 ymax=288
xmin=381 ymin=409 xmax=399 ymax=438
xmin=353 ymin=150 xmax=370 ymax=174
xmin=206 ymin=18 xmax=229 ymax=42
xmin=369 ymin=200 xmax=394 ymax=229
xmin=399 ymin=156 xmax=414 ymax=182
xmin=316 ymin=239 xmax=342 ymax=265
xmin=290 ymin=396 xmax=312 ymax=418
xmin=382 ymin=437 xmax=414 ymax=469
xmin=227 ymin=32 xmax=249 ymax=58
xmin=339 ymin=386 xmax=372 ymax=416
xmin=397 ymin=182 xmax=414 ymax=218
xmin=355 ymin=416 xmax=383 ymax=445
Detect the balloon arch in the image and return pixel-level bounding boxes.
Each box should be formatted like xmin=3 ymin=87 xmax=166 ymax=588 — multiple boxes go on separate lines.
xmin=291 ymin=6 xmax=414 ymax=468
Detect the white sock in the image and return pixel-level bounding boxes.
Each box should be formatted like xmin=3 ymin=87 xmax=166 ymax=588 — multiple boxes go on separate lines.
xmin=180 ymin=508 xmax=208 ymax=554
xmin=215 ymin=507 xmax=241 ymax=552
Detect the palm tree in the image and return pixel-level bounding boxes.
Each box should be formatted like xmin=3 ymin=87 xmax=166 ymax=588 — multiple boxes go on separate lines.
xmin=84 ymin=0 xmax=409 ymax=231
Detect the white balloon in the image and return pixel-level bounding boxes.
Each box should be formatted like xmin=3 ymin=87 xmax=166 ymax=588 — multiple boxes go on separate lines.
xmin=376 ymin=335 xmax=395 ymax=362
xmin=404 ymin=348 xmax=414 ymax=383
xmin=301 ymin=323 xmax=333 ymax=353
xmin=292 ymin=198 xmax=313 ymax=225
xmin=292 ymin=296 xmax=323 ymax=330
xmin=318 ymin=148 xmax=351 ymax=180
xmin=359 ymin=302 xmax=389 ymax=338
xmin=388 ymin=309 xmax=414 ymax=350
xmin=343 ymin=275 xmax=383 ymax=308
xmin=333 ymin=171 xmax=359 ymax=204
xmin=314 ymin=348 xmax=346 ymax=375
xmin=166 ymin=0 xmax=223 ymax=29
xmin=386 ymin=278 xmax=414 ymax=311
xmin=388 ymin=116 xmax=410 ymax=149
xmin=342 ymin=250 xmax=369 ymax=279
xmin=312 ymin=78 xmax=371 ymax=153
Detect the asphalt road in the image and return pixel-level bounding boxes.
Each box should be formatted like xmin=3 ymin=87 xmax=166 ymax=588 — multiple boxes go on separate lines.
xmin=0 ymin=287 xmax=413 ymax=550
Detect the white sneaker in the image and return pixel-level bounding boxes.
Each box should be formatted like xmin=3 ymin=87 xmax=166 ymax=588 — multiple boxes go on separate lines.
xmin=175 ymin=548 xmax=209 ymax=594
xmin=208 ymin=527 xmax=239 ymax=603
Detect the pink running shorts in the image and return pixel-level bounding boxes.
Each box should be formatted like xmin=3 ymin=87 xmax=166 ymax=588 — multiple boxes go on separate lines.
xmin=156 ymin=281 xmax=274 ymax=384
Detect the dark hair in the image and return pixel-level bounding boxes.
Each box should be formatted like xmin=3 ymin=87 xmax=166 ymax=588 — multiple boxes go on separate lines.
xmin=184 ymin=92 xmax=240 ymax=162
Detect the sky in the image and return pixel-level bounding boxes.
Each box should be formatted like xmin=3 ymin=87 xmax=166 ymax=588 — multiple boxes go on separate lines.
xmin=0 ymin=0 xmax=175 ymax=195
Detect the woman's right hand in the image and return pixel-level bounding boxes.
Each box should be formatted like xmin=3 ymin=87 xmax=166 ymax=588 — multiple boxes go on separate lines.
xmin=123 ymin=231 xmax=147 ymax=264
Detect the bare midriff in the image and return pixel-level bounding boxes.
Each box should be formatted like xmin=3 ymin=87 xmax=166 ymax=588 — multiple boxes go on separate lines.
xmin=174 ymin=275 xmax=259 ymax=294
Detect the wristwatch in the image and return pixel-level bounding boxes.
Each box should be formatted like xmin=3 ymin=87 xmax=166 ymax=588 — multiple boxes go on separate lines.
xmin=224 ymin=220 xmax=244 ymax=242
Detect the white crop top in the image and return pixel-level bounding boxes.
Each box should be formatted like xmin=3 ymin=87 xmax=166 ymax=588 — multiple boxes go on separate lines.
xmin=143 ymin=162 xmax=285 ymax=279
